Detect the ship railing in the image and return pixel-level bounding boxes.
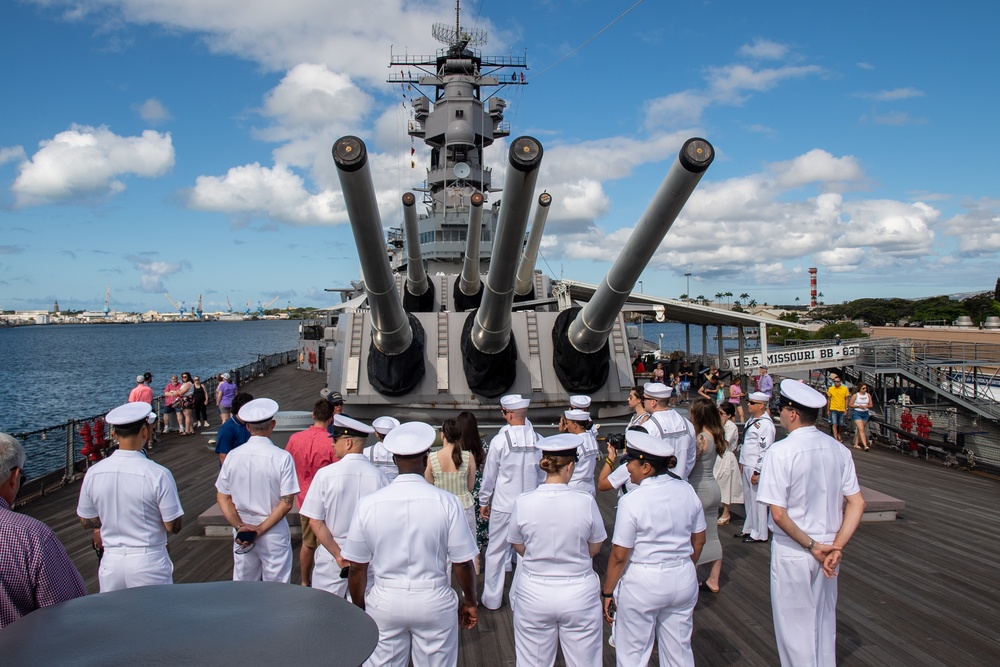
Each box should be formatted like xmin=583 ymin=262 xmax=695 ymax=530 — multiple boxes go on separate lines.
xmin=11 ymin=349 xmax=298 ymax=507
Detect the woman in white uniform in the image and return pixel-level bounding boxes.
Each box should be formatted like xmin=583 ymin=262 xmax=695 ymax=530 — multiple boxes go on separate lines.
xmin=561 ymin=410 xmax=601 ymax=496
xmin=602 ymin=430 xmax=707 ymax=667
xmin=508 ymin=433 xmax=607 ymax=667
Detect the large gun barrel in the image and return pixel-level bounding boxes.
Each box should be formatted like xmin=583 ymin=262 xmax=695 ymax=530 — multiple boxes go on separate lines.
xmin=332 ymin=136 xmax=413 ymax=355
xmin=402 ymin=192 xmax=429 ymax=298
xmin=458 ymin=192 xmax=485 ymax=297
xmin=568 ymin=138 xmax=714 ymax=354
xmin=470 ymin=137 xmax=544 ymax=354
xmin=514 ymin=192 xmax=553 ymax=297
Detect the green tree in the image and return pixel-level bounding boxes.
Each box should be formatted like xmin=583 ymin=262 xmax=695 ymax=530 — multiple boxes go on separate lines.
xmin=995 ymin=278 xmax=1000 ymax=302
xmin=816 ymin=322 xmax=866 ymax=339
xmin=962 ymin=292 xmax=1000 ymax=325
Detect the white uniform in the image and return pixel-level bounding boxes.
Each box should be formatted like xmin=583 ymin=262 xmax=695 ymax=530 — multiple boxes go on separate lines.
xmin=568 ymin=431 xmax=601 ymax=496
xmin=479 ymin=424 xmax=543 ymax=609
xmin=611 ymin=475 xmax=706 ymax=667
xmin=758 ymin=426 xmax=860 ymax=667
xmin=299 ymin=453 xmax=389 ymax=597
xmin=607 ymin=464 xmax=638 ymax=495
xmin=215 ymin=435 xmax=299 ymax=583
xmin=640 ymin=410 xmax=698 ymax=481
xmin=342 ymin=475 xmax=478 ymax=667
xmin=507 ymin=483 xmax=606 ymax=667
xmin=738 ymin=413 xmax=775 ymax=540
xmin=364 ymin=441 xmax=399 ymax=481
xmin=76 ymin=450 xmax=183 ymax=592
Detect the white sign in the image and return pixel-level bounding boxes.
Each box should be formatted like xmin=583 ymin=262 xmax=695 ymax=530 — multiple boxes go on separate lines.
xmin=721 ymin=343 xmax=861 ymax=372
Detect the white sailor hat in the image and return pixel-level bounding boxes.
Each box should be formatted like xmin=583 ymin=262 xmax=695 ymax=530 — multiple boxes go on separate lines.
xmin=563 ymin=409 xmax=591 ymax=422
xmin=221 ymin=372 xmax=231 ymax=380
xmin=537 ymin=433 xmax=582 ymax=458
xmin=238 ymin=398 xmax=279 ymax=424
xmin=135 ymin=374 xmax=145 ymax=383
xmin=625 ymin=429 xmax=675 ymax=459
xmin=107 ymin=402 xmax=153 ymax=426
xmin=778 ymin=379 xmax=827 ymax=410
xmin=643 ymin=382 xmax=672 ymax=399
xmin=372 ymin=416 xmax=400 ymax=435
xmin=146 ymin=412 xmax=157 ymax=425
xmin=748 ymin=392 xmax=770 ymax=403
xmin=569 ymin=395 xmax=592 ymax=409
xmin=500 ymin=394 xmax=530 ymax=410
xmin=332 ymin=414 xmax=375 ymax=438
xmin=382 ymin=421 xmax=435 ymax=456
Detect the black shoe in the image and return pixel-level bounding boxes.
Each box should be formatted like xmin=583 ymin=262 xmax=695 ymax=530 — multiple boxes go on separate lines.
xmin=742 ymin=537 xmax=768 ymax=543
xmin=734 ymin=532 xmax=750 ymax=538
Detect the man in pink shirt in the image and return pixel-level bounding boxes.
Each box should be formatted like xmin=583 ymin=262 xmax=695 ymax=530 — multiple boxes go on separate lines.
xmin=285 ymin=399 xmax=339 ymax=586
xmin=128 ymin=375 xmax=153 ymax=404
xmin=161 ymin=375 xmax=182 ymax=433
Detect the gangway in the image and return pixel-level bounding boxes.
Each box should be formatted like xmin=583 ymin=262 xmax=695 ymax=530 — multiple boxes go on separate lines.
xmin=719 ymin=339 xmax=863 ymax=375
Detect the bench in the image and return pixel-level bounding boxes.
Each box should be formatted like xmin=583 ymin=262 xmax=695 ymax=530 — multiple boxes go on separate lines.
xmin=859 ymin=485 xmax=905 ymax=523
xmin=198 ymin=503 xmax=302 ymax=537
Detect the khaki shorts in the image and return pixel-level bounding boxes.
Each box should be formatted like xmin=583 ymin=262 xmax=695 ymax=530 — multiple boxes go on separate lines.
xmin=301 ymin=514 xmax=318 ymax=549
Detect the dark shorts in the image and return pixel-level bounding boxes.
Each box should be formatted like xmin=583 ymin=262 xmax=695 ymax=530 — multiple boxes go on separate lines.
xmin=829 ymin=410 xmax=845 ymax=426
xmin=854 ymin=411 xmax=870 ymax=423
xmin=162 ymin=405 xmax=176 ymax=414
xmin=219 ymin=406 xmax=232 ymax=415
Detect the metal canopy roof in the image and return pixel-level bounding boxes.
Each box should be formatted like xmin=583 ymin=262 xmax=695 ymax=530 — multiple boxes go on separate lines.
xmin=560 ymin=280 xmax=811 ymax=331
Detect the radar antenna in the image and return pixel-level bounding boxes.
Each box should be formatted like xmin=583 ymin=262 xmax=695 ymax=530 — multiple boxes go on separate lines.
xmin=432 ymin=0 xmax=486 ymax=48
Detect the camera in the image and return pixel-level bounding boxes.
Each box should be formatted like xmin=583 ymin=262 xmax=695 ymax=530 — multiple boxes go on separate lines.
xmin=606 ymin=432 xmax=626 ymax=450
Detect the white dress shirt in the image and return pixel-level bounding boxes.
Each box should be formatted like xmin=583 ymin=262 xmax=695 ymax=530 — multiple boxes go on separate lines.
xmin=479 ymin=424 xmax=543 ymax=512
xmin=215 ymin=435 xmax=299 ymax=522
xmin=611 ymin=475 xmax=706 ymax=562
xmin=640 ymin=410 xmax=698 ymax=481
xmin=508 ymin=483 xmax=606 ymax=576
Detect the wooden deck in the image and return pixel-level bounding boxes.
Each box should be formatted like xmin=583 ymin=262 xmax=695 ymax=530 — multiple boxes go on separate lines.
xmin=16 ymin=363 xmax=1000 ymax=665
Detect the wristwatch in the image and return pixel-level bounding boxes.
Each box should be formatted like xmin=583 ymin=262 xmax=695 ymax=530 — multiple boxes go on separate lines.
xmin=805 ymin=538 xmax=815 ymax=551
xmin=601 ymin=591 xmax=614 ymax=599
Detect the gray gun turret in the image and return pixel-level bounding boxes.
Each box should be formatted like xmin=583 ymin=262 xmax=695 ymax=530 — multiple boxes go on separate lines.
xmin=401 ymin=192 xmax=433 ymax=312
xmin=553 ymin=138 xmax=715 ymax=393
xmin=455 ymin=192 xmax=485 ymax=311
xmin=462 ymin=136 xmax=544 ymax=397
xmin=514 ymin=192 xmax=552 ymax=299
xmin=332 ymin=136 xmax=425 ymax=396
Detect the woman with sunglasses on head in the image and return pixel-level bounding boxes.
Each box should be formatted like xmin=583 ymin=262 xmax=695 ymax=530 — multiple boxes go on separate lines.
xmin=689 ymin=398 xmax=728 ymax=594
xmin=602 ymin=429 xmax=706 ymax=666
xmin=714 ymin=403 xmax=743 ymax=528
xmin=508 ymin=433 xmax=606 ymax=667
xmin=191 ymin=376 xmax=209 ymax=428
xmin=849 ymin=384 xmax=872 ymax=451
xmin=175 ymin=372 xmax=196 ymax=435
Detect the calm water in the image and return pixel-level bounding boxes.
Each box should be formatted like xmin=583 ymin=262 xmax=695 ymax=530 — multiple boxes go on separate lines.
xmin=0 ymin=320 xmax=300 ymax=435
xmin=635 ymin=321 xmax=760 ymax=358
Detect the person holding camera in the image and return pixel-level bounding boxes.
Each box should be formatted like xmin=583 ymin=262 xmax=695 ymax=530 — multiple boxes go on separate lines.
xmin=507 ymin=433 xmax=607 ymax=667
xmin=601 ymin=429 xmax=706 ymax=666
xmin=215 ymin=398 xmax=299 ymax=583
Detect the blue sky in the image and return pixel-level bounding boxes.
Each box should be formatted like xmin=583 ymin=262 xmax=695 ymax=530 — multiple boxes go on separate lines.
xmin=2 ymin=0 xmax=998 ymax=314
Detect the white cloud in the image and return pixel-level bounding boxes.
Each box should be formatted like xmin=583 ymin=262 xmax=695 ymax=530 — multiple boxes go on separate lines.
xmin=770 ymin=149 xmax=864 ymax=190
xmin=134 ymin=98 xmax=172 ymax=122
xmin=856 ymin=62 xmax=875 ymax=70
xmin=0 ymin=146 xmax=26 ymax=165
xmin=942 ymin=198 xmax=1000 ymax=256
xmin=127 ymin=254 xmax=190 ymax=293
xmin=11 ymin=125 xmax=174 ymax=206
xmin=738 ymin=39 xmax=790 ymax=61
xmin=858 ymin=87 xmax=924 ymax=101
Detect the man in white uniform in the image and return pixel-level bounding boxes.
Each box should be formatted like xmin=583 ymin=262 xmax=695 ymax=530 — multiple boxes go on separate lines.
xmin=758 ymin=380 xmax=865 ymax=666
xmin=77 ymin=402 xmax=183 ymax=592
xmin=561 ymin=409 xmax=601 ymax=496
xmin=737 ymin=391 xmax=776 ymax=543
xmin=215 ymin=398 xmax=299 ymax=583
xmin=300 ymin=415 xmax=389 ymax=598
xmin=639 ymin=382 xmax=697 ymax=481
xmin=363 ymin=416 xmax=400 ymax=481
xmin=342 ymin=421 xmax=479 ymax=667
xmin=479 ymin=394 xmax=543 ymax=610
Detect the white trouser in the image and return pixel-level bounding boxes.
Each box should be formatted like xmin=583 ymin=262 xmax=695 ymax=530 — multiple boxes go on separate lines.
xmin=482 ymin=509 xmax=515 ymax=609
xmin=232 ymin=522 xmax=292 ymax=583
xmin=770 ymin=538 xmax=838 ymax=667
xmin=99 ymin=545 xmax=173 ymax=592
xmin=614 ymin=560 xmax=698 ymax=667
xmin=313 ymin=545 xmax=370 ymax=601
xmin=512 ymin=571 xmax=602 ymax=667
xmin=363 ymin=578 xmax=458 ymax=667
xmin=741 ymin=466 xmax=769 ymax=540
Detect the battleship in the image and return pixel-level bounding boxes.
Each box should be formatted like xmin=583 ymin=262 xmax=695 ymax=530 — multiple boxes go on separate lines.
xmin=299 ymin=3 xmax=714 ymax=421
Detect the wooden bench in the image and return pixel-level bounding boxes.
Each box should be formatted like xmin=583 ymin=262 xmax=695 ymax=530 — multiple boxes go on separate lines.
xmin=859 ymin=485 xmax=905 ymax=522
xmin=198 ymin=503 xmax=302 ymax=537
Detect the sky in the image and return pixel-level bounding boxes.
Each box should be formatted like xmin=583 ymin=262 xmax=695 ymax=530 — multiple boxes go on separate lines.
xmin=1 ymin=0 xmax=999 ymax=314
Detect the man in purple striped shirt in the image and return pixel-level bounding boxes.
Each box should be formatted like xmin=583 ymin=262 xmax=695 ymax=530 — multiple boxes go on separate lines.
xmin=1 ymin=433 xmax=86 ymax=628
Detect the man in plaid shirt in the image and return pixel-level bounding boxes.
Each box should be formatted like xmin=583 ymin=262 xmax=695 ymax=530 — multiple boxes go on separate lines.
xmin=1 ymin=433 xmax=86 ymax=628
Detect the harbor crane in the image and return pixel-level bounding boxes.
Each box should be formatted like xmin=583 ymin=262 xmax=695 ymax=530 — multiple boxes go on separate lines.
xmin=226 ymin=296 xmax=234 ymax=314
xmin=104 ymin=284 xmax=110 ymax=318
xmin=257 ymin=296 xmax=280 ymax=317
xmin=245 ymin=299 xmax=252 ymax=317
xmin=195 ymin=294 xmax=204 ymax=320
xmin=163 ymin=293 xmax=186 ymax=317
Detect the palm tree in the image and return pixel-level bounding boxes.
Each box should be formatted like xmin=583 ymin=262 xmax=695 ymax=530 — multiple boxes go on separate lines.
xmin=748 ymin=299 xmax=757 ymax=308
xmin=679 ymin=293 xmax=689 ymax=301
xmin=740 ymin=292 xmax=750 ymax=302
xmin=714 ymin=292 xmax=724 ymax=305
xmin=795 ymin=296 xmax=801 ymax=306
xmin=724 ymin=291 xmax=733 ymax=307
xmin=696 ymin=295 xmax=706 ymax=305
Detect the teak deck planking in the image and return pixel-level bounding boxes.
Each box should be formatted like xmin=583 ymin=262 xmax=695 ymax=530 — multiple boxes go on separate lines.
xmin=16 ymin=364 xmax=1000 ymax=665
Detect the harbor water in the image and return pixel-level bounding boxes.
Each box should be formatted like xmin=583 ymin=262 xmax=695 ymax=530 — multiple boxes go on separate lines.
xmin=0 ymin=320 xmax=300 ymax=437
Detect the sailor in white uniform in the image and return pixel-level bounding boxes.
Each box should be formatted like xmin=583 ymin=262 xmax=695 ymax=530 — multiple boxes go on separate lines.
xmin=507 ymin=433 xmax=606 ymax=667
xmin=602 ymin=430 xmax=706 ymax=667
xmin=758 ymin=380 xmax=865 ymax=667
xmin=570 ymin=395 xmax=601 ymax=440
xmin=479 ymin=394 xmax=544 ymax=610
xmin=215 ymin=398 xmax=299 ymax=583
xmin=639 ymin=382 xmax=698 ymax=481
xmin=364 ymin=416 xmax=400 ymax=481
xmin=737 ymin=391 xmax=776 ymax=543
xmin=77 ymin=402 xmax=184 ymax=592
xmin=342 ymin=422 xmax=479 ymax=667
xmin=562 ymin=409 xmax=601 ymax=496
xmin=300 ymin=415 xmax=389 ymax=599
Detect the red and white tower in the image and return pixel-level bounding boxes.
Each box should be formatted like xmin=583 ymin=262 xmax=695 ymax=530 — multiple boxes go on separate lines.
xmin=809 ymin=267 xmax=817 ymax=308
